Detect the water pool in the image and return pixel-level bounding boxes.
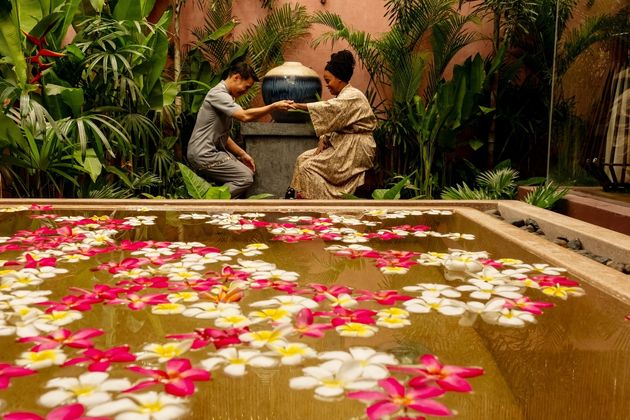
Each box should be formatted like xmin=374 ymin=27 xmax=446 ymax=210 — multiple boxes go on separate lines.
xmin=0 ymin=202 xmax=628 ymax=420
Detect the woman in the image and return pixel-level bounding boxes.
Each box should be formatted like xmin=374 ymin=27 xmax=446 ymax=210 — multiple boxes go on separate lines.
xmin=287 ymin=50 xmax=377 ymax=199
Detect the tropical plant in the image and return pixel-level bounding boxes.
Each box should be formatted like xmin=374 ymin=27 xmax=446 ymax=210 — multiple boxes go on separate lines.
xmin=524 ymin=181 xmax=569 ymax=208
xmin=177 ymin=162 xmax=230 ymax=199
xmin=441 ymin=167 xmax=518 ymax=199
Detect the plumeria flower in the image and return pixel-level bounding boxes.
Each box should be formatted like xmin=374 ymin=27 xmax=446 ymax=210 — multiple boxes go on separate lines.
xmin=459 ymin=299 xmax=506 ymax=327
xmin=376 ymin=316 xmax=411 ymax=329
xmin=5 ymin=403 xmax=100 ymax=420
xmin=167 ymin=291 xmax=199 ymax=303
xmin=293 ymin=308 xmax=333 ymax=338
xmin=239 ymin=325 xmax=293 ymax=348
xmin=22 ymin=266 xmax=69 ymax=279
xmin=335 ymin=322 xmax=378 ymax=338
xmin=124 ymin=216 xmax=157 ymax=226
xmin=541 ymin=284 xmax=585 ymax=299
xmin=59 ymin=253 xmax=91 ymax=263
xmin=0 ymin=363 xmax=36 ymax=389
xmin=179 ymin=213 xmax=211 ymax=220
xmin=214 ymin=311 xmax=252 ymax=329
xmin=376 ymin=308 xmax=409 ymax=319
xmin=503 ymin=297 xmax=554 ymax=315
xmin=38 ymin=371 xmax=131 ymax=408
xmin=378 ymin=265 xmax=410 ymax=275
xmin=290 ymin=360 xmax=377 ymax=398
xmin=324 ymin=292 xmax=357 ymax=308
xmin=514 ymin=263 xmax=567 ymax=276
xmin=348 ymin=377 xmax=450 ymax=419
xmin=403 ymin=283 xmax=461 ymax=299
xmin=63 ymin=346 xmax=136 ymax=372
xmin=151 ymin=303 xmax=186 ymax=315
xmin=135 ymin=340 xmax=194 ymax=362
xmin=87 ymin=391 xmax=188 ymax=419
xmin=201 ymin=347 xmax=277 ymax=377
xmin=41 ymin=310 xmax=83 ymax=326
xmin=269 ymin=342 xmax=317 ymax=365
xmin=126 ymin=358 xmax=210 ymax=397
xmin=166 ymin=269 xmax=203 ymax=282
xmin=390 ymin=354 xmax=484 ymax=392
xmin=483 ymin=307 xmax=537 ymax=327
xmin=182 ymin=302 xmax=240 ymax=319
xmin=19 ymin=328 xmax=103 ymax=351
xmin=468 ymin=266 xmax=512 ymax=284
xmin=249 ymin=307 xmax=293 ymax=324
xmin=250 ymin=295 xmax=318 ymax=314
xmin=456 ymin=279 xmax=522 ymax=300
xmin=251 ymin=269 xmax=300 ymax=282
xmin=403 ymin=297 xmax=466 ymax=316
xmin=233 ymin=259 xmax=276 ymax=273
xmin=16 ymin=348 xmax=67 ymax=369
xmin=318 ymin=347 xmax=398 ymax=380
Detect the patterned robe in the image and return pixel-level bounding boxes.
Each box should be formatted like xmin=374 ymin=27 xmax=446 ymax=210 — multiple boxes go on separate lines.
xmin=290 ymin=85 xmax=377 ymax=199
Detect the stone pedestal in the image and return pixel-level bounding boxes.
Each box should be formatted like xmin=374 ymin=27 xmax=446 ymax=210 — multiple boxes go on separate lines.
xmin=242 ymin=122 xmax=317 ymax=197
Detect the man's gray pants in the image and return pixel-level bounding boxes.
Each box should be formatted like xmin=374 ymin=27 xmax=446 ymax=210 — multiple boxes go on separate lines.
xmin=194 ymin=152 xmax=253 ymax=198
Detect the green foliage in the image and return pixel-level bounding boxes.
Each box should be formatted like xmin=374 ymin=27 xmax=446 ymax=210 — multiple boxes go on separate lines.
xmin=441 ymin=168 xmax=518 ymax=199
xmin=371 ymin=177 xmax=411 ymax=199
xmin=524 ymin=182 xmax=569 ymax=209
xmin=177 ymin=162 xmax=230 ymax=199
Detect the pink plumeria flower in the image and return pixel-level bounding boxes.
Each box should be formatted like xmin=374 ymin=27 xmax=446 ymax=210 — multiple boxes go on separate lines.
xmin=4 ymin=403 xmax=105 ymax=420
xmin=126 ymin=358 xmax=210 ymax=397
xmin=166 ymin=327 xmax=245 ymax=350
xmin=108 ymin=292 xmax=169 ymax=310
xmin=0 ymin=362 xmax=36 ymax=389
xmin=293 ymin=308 xmax=333 ymax=338
xmin=63 ymin=346 xmax=136 ymax=372
xmin=19 ymin=328 xmax=103 ymax=351
xmin=503 ymin=297 xmax=554 ymax=315
xmin=348 ymin=377 xmax=450 ymax=419
xmin=390 ymin=354 xmax=484 ymax=393
xmin=356 ymin=290 xmax=412 ymax=305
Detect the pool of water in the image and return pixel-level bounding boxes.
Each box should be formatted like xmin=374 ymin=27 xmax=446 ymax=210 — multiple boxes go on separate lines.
xmin=0 ymin=205 xmax=628 ymax=419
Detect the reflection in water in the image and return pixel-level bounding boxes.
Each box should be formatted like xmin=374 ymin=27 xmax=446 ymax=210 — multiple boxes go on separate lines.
xmin=0 ymin=208 xmax=627 ymax=420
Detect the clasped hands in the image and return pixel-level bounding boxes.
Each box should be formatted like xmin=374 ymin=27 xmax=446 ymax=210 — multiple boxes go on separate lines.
xmin=273 ymin=100 xmax=307 ymax=111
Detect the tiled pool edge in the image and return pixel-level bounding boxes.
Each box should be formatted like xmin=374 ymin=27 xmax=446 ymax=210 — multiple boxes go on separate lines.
xmin=1 ymin=198 xmax=628 ymax=304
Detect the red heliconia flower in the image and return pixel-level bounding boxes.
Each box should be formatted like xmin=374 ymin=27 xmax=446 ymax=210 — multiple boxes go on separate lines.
xmin=294 ymin=308 xmax=332 ymax=338
xmin=356 ymin=290 xmax=413 ymax=305
xmin=4 ymin=403 xmax=106 ymax=420
xmin=167 ymin=327 xmax=245 ymax=350
xmin=19 ymin=328 xmax=103 ymax=351
xmin=125 ymin=358 xmax=210 ymax=397
xmin=503 ymin=297 xmax=554 ymax=315
xmin=348 ymin=377 xmax=450 ymax=420
xmin=390 ymin=354 xmax=484 ymax=393
xmin=533 ymin=275 xmax=580 ymax=287
xmin=63 ymin=345 xmax=136 ymax=372
xmin=0 ymin=363 xmax=37 ymax=389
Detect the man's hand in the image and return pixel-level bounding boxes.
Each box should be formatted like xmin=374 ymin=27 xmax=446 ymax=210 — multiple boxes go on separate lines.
xmin=315 ymin=138 xmax=327 ymax=155
xmin=239 ymin=153 xmax=256 ymax=172
xmin=272 ymin=100 xmax=294 ymax=111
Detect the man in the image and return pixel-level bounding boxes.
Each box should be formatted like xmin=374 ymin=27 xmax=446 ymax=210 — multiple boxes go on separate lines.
xmin=187 ymin=62 xmax=293 ymax=197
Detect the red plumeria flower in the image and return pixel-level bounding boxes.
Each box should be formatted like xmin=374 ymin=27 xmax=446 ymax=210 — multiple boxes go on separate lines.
xmin=125 ymin=358 xmax=210 ymax=396
xmin=390 ymin=354 xmax=484 ymax=393
xmin=29 ymin=204 xmax=53 ymax=211
xmin=479 ymin=258 xmax=504 ymax=268
xmin=19 ymin=328 xmax=103 ymax=351
xmin=0 ymin=363 xmax=37 ymax=389
xmin=320 ymin=307 xmax=377 ymax=327
xmin=69 ymin=284 xmax=125 ymax=303
xmin=4 ymin=403 xmax=106 ymax=420
xmin=503 ymin=297 xmax=554 ymax=315
xmin=108 ymin=292 xmax=169 ymax=310
xmin=294 ymin=308 xmax=333 ymax=338
xmin=167 ymin=327 xmax=245 ymax=350
xmin=28 ymin=214 xmax=59 ymax=220
xmin=308 ymin=283 xmax=354 ymax=302
xmin=116 ymin=276 xmax=170 ymax=290
xmin=356 ymin=290 xmax=413 ymax=305
xmin=64 ymin=345 xmax=136 ymax=372
xmin=206 ymin=266 xmax=250 ymax=284
xmin=23 ymin=254 xmax=57 ymax=269
xmin=534 ymin=275 xmax=580 ymax=287
xmin=348 ymin=377 xmax=450 ymax=420
xmin=39 ymin=295 xmax=98 ymax=312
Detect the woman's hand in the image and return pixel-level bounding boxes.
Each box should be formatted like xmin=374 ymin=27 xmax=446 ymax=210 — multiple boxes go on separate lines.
xmin=315 ymin=138 xmax=328 ymax=155
xmin=239 ymin=153 xmax=256 ymax=172
xmin=272 ymin=100 xmax=294 ymax=111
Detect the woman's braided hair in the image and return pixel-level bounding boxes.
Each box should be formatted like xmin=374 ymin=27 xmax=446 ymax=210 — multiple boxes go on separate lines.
xmin=324 ymin=50 xmax=355 ymax=83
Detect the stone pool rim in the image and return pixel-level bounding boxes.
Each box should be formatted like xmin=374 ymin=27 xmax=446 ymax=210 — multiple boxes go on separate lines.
xmin=1 ymin=198 xmax=629 ymax=306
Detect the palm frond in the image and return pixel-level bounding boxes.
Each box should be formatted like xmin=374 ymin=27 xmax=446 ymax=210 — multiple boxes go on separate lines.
xmin=441 ymin=183 xmax=493 ymax=199
xmin=524 ymin=182 xmax=569 ymax=209
xmin=476 ymin=168 xmax=518 ymax=198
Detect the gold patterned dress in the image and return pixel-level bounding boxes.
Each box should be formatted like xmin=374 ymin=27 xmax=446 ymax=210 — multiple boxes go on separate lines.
xmin=290 ymin=85 xmax=377 ymax=199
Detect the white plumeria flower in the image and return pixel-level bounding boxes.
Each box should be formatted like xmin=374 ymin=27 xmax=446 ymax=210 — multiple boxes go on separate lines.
xmin=167 ymin=292 xmax=199 ymax=303
xmin=335 ymin=322 xmax=378 ymax=338
xmin=245 ymin=243 xmax=269 ymax=251
xmin=251 ymin=269 xmax=300 ymax=282
xmin=87 ymin=391 xmax=188 ymax=419
xmin=136 ymin=340 xmax=193 ymax=362
xmin=166 ymin=269 xmax=203 ymax=282
xmin=181 ymin=252 xmax=231 ymax=265
xmin=82 ymin=232 xmax=116 ymax=246
xmin=318 ymin=347 xmax=398 ymax=380
xmin=59 ymin=253 xmax=91 ymax=263
xmin=459 ymin=299 xmax=506 ymax=327
xmin=131 ymin=247 xmax=174 ymax=259
xmin=290 ymin=360 xmax=377 ymax=398
xmin=403 ymin=283 xmax=461 ymax=299
xmin=250 ymin=295 xmax=318 ymax=314
xmin=444 ymin=256 xmax=484 ymax=273
xmin=2 ymin=271 xmax=44 ymax=289
xmin=456 ymin=279 xmax=522 ymax=301
xmin=270 ymin=342 xmax=317 ymax=365
xmin=0 ymin=318 xmax=16 ymax=336
xmin=151 ymin=303 xmax=186 ymax=315
xmin=469 ymin=266 xmax=511 ymax=284
xmin=377 ymin=308 xmax=410 ymax=319
xmin=112 ymin=268 xmax=154 ymax=280
xmin=500 ymin=268 xmax=530 ymax=279
xmin=325 ymin=293 xmax=357 ymax=308
xmin=41 ymin=310 xmax=83 ymax=326
xmin=497 ymin=258 xmax=524 ymax=267
xmin=364 ymin=209 xmax=406 ymax=219
xmin=379 ymin=266 xmax=410 ymax=275
xmin=417 ymin=252 xmax=449 ymax=266
xmin=376 ymin=316 xmax=411 ymax=329
xmin=22 ymin=266 xmax=69 ymax=279
xmin=278 ymin=215 xmax=313 ymax=223
xmin=39 ymin=372 xmax=131 ymax=408
xmin=242 ymin=212 xmax=265 ymax=219
xmin=446 ymin=233 xmax=476 ymax=240
xmin=341 ymin=234 xmax=369 ymax=244
xmin=249 ymin=308 xmax=293 ymax=324
xmin=514 ymin=263 xmax=567 ymax=276
xmin=124 ymin=216 xmax=157 ymax=226
xmin=239 ymin=325 xmax=293 ymax=348
xmin=201 ymin=348 xmax=277 ymax=377
xmin=11 ymin=307 xmax=59 ymax=337
xmin=182 ymin=302 xmax=240 ymax=320
xmin=234 ymin=259 xmax=276 ymax=273
xmin=481 ymin=307 xmax=537 ymax=327
xmin=2 ymin=290 xmax=51 ymax=307
xmin=167 ymin=241 xmax=205 ymax=250
xmin=179 ymin=213 xmax=211 ymax=220
xmin=509 ymin=277 xmax=542 ymax=289
xmin=214 ymin=310 xmax=252 ymax=329
xmin=541 ymin=285 xmax=585 ymax=300
xmin=403 ymin=297 xmax=466 ymax=316
xmin=16 ymin=348 xmax=67 ymax=369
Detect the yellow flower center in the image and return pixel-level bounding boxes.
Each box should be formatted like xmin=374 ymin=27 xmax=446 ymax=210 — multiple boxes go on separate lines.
xmin=141 ymin=401 xmax=164 ymax=413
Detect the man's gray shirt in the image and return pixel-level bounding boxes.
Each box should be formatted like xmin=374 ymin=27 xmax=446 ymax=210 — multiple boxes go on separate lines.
xmin=187 ymin=80 xmax=243 ymax=168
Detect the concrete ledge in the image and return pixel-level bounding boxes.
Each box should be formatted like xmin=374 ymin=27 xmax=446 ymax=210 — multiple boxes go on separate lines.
xmin=498 ymin=200 xmax=630 ymax=266
xmin=241 ymin=122 xmax=315 ymax=137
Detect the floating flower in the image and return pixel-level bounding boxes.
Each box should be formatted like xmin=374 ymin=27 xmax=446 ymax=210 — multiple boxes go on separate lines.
xmin=136 ymin=340 xmax=194 ymax=362
xmin=64 ymin=346 xmax=136 ymax=372
xmin=201 ymin=348 xmax=277 ymax=377
xmin=16 ymin=348 xmax=67 ymax=369
xmin=270 ymin=342 xmax=317 ymax=365
xmin=503 ymin=297 xmax=554 ymax=315
xmin=541 ymin=284 xmax=585 ymax=300
xmin=318 ymin=347 xmax=398 ymax=380
xmin=5 ymin=403 xmax=98 ymax=420
xmin=347 ymin=377 xmax=450 ymax=419
xmin=456 ymin=279 xmax=522 ymax=301
xmin=126 ymin=358 xmax=210 ymax=396
xmin=239 ymin=325 xmax=292 ymax=348
xmin=250 ymin=295 xmax=318 ymax=314
xmin=87 ymin=391 xmax=188 ymax=419
xmin=514 ymin=263 xmax=566 ymax=276
xmin=182 ymin=302 xmax=240 ymax=319
xmin=293 ymin=308 xmax=333 ymax=338
xmin=290 ymin=360 xmax=377 ymax=398
xmin=19 ymin=328 xmax=103 ymax=351
xmin=249 ymin=308 xmax=293 ymax=324
xmin=166 ymin=328 xmax=244 ymax=350
xmin=214 ymin=312 xmax=252 ymax=329
xmin=151 ymin=303 xmax=186 ymax=315
xmin=403 ymin=283 xmax=461 ymax=299
xmin=335 ymin=322 xmax=378 ymax=338
xmin=39 ymin=371 xmax=131 ymax=408
xmin=0 ymin=362 xmax=36 ymax=389
xmin=403 ymin=297 xmax=466 ymax=316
